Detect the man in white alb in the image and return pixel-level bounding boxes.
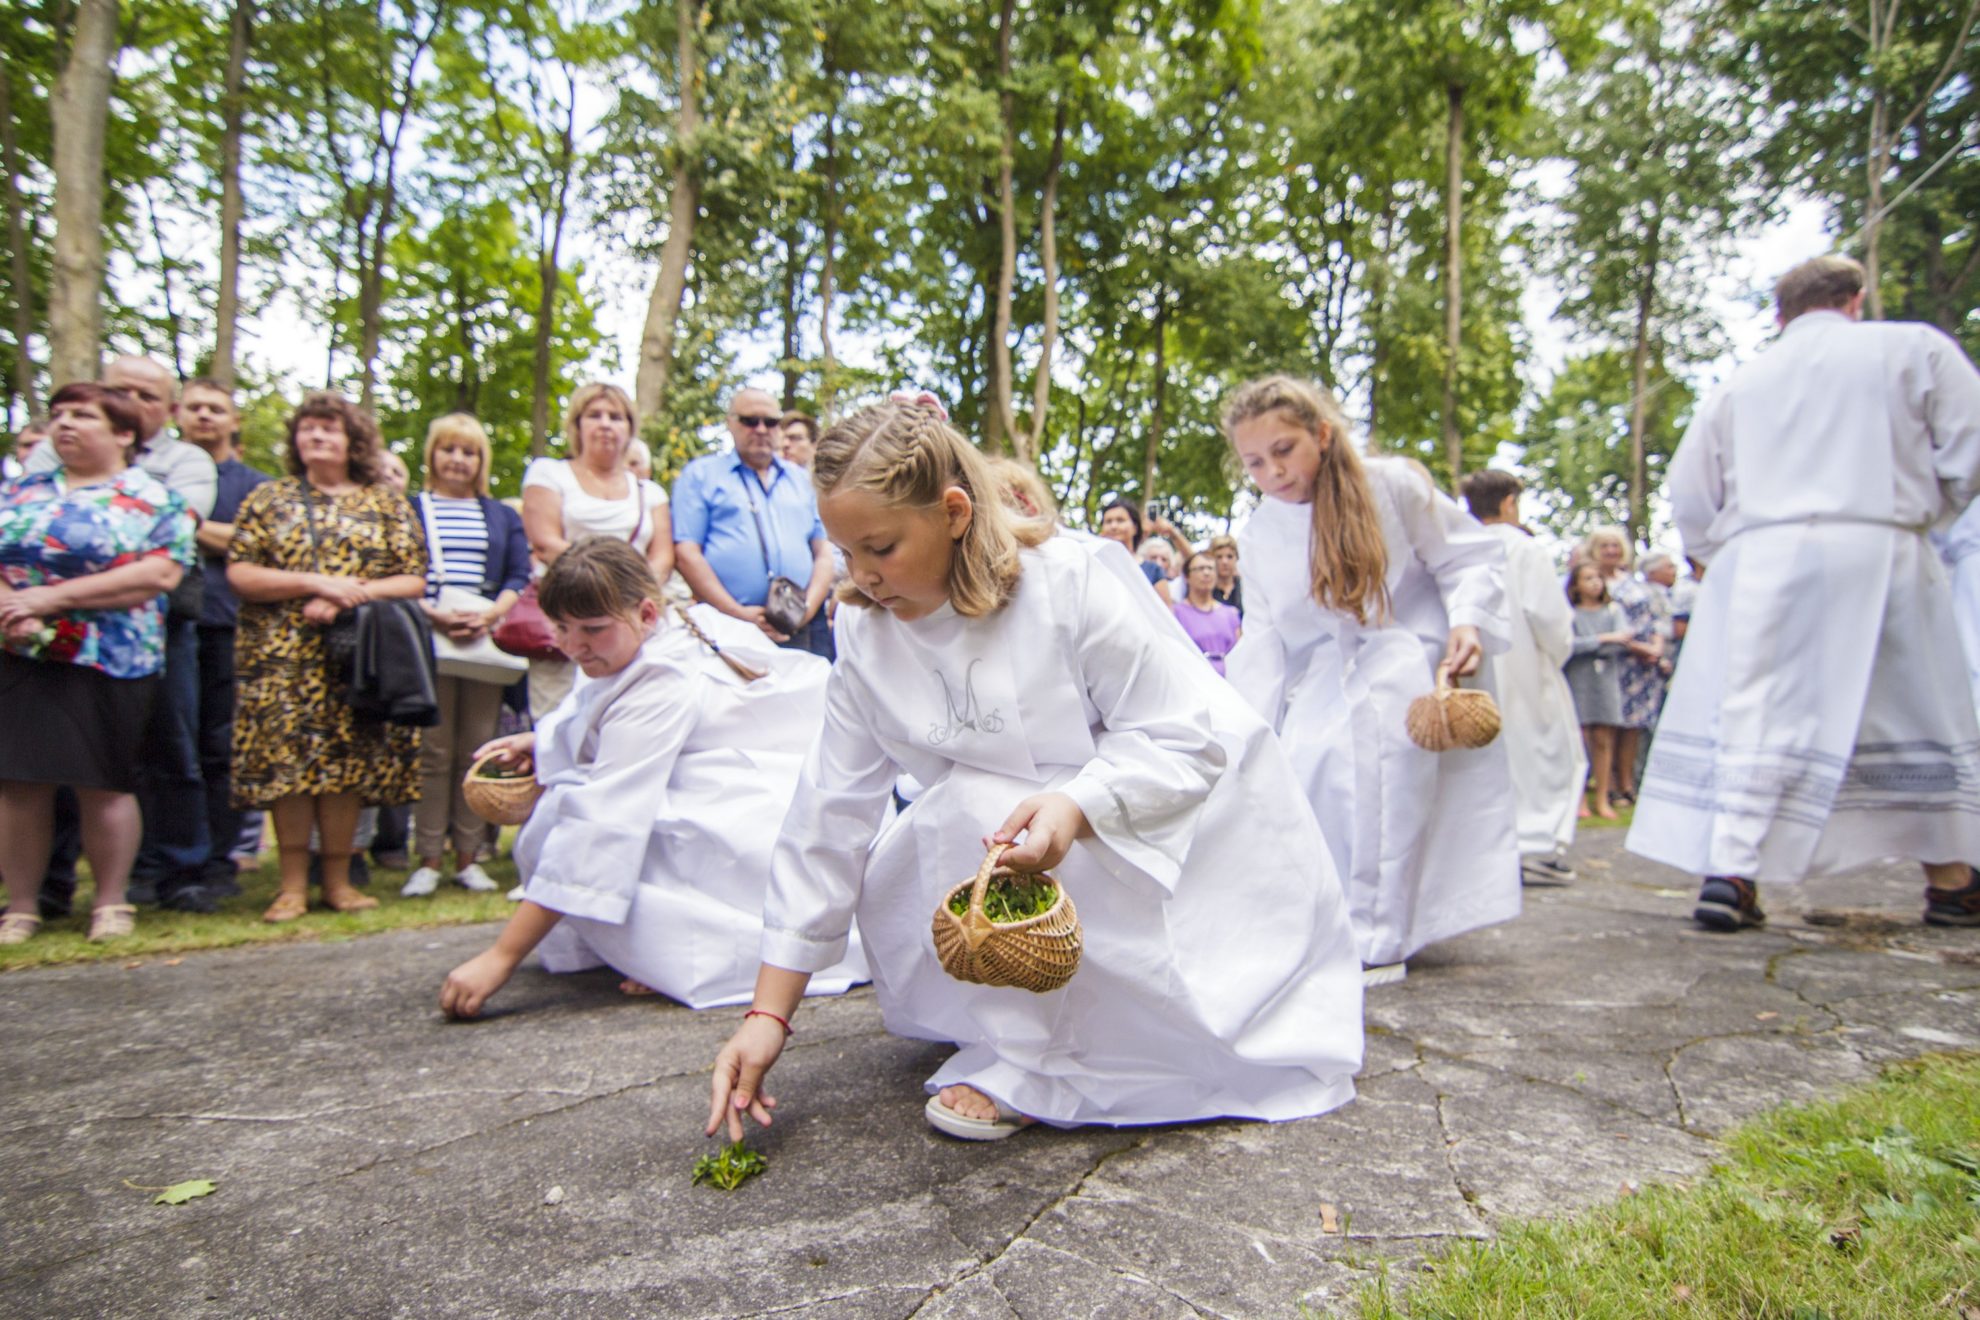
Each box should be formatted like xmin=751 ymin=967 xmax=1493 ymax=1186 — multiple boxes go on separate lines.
xmin=1462 ymin=469 xmax=1584 ymax=884
xmin=1627 ymin=254 xmax=1980 ymax=930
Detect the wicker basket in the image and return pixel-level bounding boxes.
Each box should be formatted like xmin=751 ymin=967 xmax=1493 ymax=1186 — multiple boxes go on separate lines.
xmin=1405 ymin=662 xmax=1502 ymax=752
xmin=931 ymin=845 xmax=1082 ymax=993
xmin=462 ymin=752 xmax=544 ymax=826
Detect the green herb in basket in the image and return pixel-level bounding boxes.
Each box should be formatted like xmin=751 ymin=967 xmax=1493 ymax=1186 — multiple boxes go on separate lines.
xmin=692 ymin=1141 xmax=767 ymax=1191
xmin=949 ymin=877 xmax=1060 ymax=924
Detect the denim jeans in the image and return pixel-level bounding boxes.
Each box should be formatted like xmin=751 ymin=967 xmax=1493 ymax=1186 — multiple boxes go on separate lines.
xmin=779 ymin=610 xmax=836 ymax=661
xmin=196 ymin=625 xmax=245 ymax=880
xmin=133 ymin=614 xmax=211 ymax=893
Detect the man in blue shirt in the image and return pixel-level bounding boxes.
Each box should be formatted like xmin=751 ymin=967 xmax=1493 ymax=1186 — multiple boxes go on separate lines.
xmin=673 ymin=388 xmax=836 ymax=659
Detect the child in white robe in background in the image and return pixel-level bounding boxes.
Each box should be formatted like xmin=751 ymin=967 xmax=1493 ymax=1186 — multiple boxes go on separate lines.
xmin=439 ymin=538 xmax=866 ymax=1019
xmin=1461 ymin=469 xmax=1584 ymax=883
xmin=705 ymin=398 xmax=1363 ymax=1143
xmin=1223 ymin=375 xmax=1521 ymax=985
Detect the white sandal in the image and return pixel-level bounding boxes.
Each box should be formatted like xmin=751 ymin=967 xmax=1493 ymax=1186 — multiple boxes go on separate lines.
xmin=0 ymin=911 xmax=42 ymax=946
xmin=88 ymin=904 xmax=137 ymax=942
xmin=924 ymin=1092 xmax=1034 ymax=1141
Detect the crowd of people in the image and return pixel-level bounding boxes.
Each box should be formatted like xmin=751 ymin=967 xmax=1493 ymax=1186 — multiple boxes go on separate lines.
xmin=3 ymin=252 xmax=1977 ymax=1146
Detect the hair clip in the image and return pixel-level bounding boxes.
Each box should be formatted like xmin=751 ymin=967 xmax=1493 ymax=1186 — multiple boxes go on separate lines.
xmin=888 ymin=389 xmax=950 ymax=422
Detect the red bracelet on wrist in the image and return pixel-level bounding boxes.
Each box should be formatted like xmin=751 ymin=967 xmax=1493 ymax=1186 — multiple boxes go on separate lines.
xmin=744 ymin=1009 xmax=793 ymax=1036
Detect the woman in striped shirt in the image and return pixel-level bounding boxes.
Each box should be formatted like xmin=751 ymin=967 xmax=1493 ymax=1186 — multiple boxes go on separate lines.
xmin=405 ymin=414 xmax=531 ymax=897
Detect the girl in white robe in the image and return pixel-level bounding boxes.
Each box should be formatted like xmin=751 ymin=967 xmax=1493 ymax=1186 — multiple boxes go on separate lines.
xmin=1222 ymin=375 xmax=1521 ymax=981
xmin=705 ymin=398 xmax=1363 ymax=1143
xmin=439 ymin=539 xmax=866 ymax=1019
xmin=1935 ymin=500 xmax=1980 ymax=715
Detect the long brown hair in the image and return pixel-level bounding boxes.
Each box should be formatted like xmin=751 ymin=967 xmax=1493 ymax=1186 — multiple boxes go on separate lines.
xmin=1221 ymin=375 xmax=1390 ymax=624
xmin=812 ymin=399 xmax=1051 ymax=617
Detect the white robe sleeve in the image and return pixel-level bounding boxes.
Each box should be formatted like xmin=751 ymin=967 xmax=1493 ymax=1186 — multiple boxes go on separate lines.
xmin=1393 ymin=465 xmax=1511 ymax=652
xmin=1225 ymin=556 xmax=1289 ymax=728
xmin=760 ymin=666 xmax=898 ymax=973
xmin=524 ymin=673 xmax=700 ymax=924
xmin=1514 ymin=535 xmax=1573 ymax=668
xmin=1058 ymin=553 xmax=1227 ymax=900
xmin=1921 ymin=326 xmax=1980 ymax=517
xmin=1669 ymin=390 xmax=1731 ymax=565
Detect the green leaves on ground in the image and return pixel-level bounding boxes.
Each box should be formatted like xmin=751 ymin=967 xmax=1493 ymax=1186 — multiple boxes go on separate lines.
xmin=692 ymin=1141 xmax=767 ymax=1192
xmin=125 ymin=1177 xmax=218 ymax=1205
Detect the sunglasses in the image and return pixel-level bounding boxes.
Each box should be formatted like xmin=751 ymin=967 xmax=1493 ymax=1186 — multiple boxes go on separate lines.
xmin=735 ymin=414 xmax=782 ymax=429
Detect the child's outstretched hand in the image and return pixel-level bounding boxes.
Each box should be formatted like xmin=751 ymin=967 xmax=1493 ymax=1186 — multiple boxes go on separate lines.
xmin=440 ymin=948 xmax=519 ymax=1019
xmin=473 ymin=731 xmax=536 ymax=769
xmin=987 ymin=791 xmax=1089 ymax=873
xmin=706 ymin=1016 xmax=786 ymax=1143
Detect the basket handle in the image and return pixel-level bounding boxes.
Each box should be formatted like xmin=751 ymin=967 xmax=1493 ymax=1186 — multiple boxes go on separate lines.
xmin=467 ymin=749 xmax=532 ymax=780
xmin=1435 ymin=660 xmax=1457 ymax=694
xmin=967 ymin=843 xmax=1012 ymax=918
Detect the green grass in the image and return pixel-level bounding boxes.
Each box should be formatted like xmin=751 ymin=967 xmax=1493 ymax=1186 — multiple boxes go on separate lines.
xmin=1359 ymin=1052 xmax=1980 ymax=1319
xmin=0 ymin=849 xmax=516 ymax=972
xmin=1576 ymin=798 xmax=1635 ymax=831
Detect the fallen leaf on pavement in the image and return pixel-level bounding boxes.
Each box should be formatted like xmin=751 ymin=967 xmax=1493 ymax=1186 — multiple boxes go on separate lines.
xmin=1755 ymin=1011 xmax=1779 ymax=1021
xmin=125 ymin=1177 xmax=218 ymax=1205
xmin=123 ymin=961 xmax=143 ymax=970
xmin=1319 ymin=1202 xmax=1342 ymax=1234
xmin=163 ymin=958 xmax=184 ymax=967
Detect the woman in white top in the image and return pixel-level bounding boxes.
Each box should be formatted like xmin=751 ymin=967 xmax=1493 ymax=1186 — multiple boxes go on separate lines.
xmin=521 ymin=382 xmax=673 ymax=720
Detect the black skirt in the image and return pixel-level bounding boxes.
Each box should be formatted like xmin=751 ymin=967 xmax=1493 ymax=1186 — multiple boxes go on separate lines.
xmin=0 ymin=652 xmax=160 ymax=793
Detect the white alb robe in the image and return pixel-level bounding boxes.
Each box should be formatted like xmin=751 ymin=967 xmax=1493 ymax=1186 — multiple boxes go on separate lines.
xmin=520 ymin=608 xmax=868 ymax=1007
xmin=760 ymin=536 xmax=1364 ymax=1127
xmin=1628 ymin=310 xmax=1980 ymax=882
xmin=1936 ymin=501 xmax=1980 ymax=714
xmin=1484 ymin=522 xmax=1584 ymax=856
xmin=1226 ymin=457 xmax=1522 ymax=966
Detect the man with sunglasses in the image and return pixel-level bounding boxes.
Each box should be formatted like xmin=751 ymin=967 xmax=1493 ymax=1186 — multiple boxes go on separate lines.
xmin=672 ymin=388 xmax=836 ymax=659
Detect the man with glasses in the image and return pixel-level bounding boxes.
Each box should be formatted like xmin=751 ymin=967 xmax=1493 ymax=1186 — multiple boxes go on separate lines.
xmin=671 ymin=387 xmax=836 ymax=659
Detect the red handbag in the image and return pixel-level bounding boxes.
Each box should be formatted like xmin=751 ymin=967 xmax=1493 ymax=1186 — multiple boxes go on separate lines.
xmin=495 ymin=478 xmax=648 ymax=661
xmin=491 ymin=583 xmax=561 ymax=660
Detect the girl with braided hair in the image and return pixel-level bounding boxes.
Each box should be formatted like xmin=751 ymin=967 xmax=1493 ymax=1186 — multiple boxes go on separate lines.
xmin=438 ymin=537 xmax=866 ymax=1019
xmin=706 ymin=395 xmax=1362 ymax=1142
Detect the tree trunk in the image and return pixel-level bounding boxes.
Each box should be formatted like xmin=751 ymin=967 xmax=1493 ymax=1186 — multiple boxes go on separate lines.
xmin=529 ymin=70 xmax=577 ymax=457
xmin=0 ymin=62 xmax=41 ymax=414
xmin=1365 ymin=195 xmax=1396 ymax=449
xmin=1626 ymin=221 xmax=1662 ymax=550
xmin=48 ymin=0 xmax=119 ymax=388
xmin=818 ymin=101 xmax=839 ymax=418
xmin=986 ymin=0 xmax=1018 ymax=453
xmin=1865 ymin=86 xmax=1887 ymax=320
xmin=635 ymin=0 xmax=702 ymax=423
xmin=1142 ymin=299 xmax=1167 ymax=504
xmin=1019 ymin=97 xmax=1067 ymax=466
xmin=1440 ymin=79 xmax=1464 ymax=489
xmin=212 ymin=0 xmax=252 ymax=390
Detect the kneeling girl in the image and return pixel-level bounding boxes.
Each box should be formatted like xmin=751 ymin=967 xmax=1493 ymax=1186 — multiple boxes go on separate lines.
xmin=440 ymin=538 xmax=866 ymax=1018
xmin=706 ymin=398 xmax=1362 ymax=1142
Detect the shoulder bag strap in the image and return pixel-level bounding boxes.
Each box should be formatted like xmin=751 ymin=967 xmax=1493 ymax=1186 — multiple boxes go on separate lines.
xmin=627 ymin=480 xmax=646 ymax=546
xmin=416 ymin=493 xmax=449 ymax=598
xmin=736 ymin=467 xmax=781 ymax=579
xmin=300 ymin=482 xmax=329 ymax=576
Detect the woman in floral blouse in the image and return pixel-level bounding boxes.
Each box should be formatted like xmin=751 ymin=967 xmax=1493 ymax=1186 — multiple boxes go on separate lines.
xmin=0 ymin=382 xmax=197 ymax=944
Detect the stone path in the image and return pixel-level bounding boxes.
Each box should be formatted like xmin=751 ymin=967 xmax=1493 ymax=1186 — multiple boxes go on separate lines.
xmin=2 ymin=828 xmax=1975 ymax=1318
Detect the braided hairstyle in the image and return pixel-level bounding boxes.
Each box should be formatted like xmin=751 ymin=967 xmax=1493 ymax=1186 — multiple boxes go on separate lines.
xmin=812 ymin=399 xmax=1052 ymax=617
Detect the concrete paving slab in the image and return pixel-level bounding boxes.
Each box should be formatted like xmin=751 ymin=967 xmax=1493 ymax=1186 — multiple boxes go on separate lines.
xmin=1 ymin=826 xmax=1974 ymax=1318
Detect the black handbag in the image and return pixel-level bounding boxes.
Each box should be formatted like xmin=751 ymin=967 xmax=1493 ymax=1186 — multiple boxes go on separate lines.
xmin=302 ymin=486 xmax=440 ymax=727
xmin=738 ymin=470 xmax=809 ymax=635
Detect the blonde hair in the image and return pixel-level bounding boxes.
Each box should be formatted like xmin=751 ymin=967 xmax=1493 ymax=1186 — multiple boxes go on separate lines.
xmin=1582 ymin=525 xmax=1635 ymax=573
xmin=562 ymin=382 xmax=637 ymax=461
xmin=985 ymin=454 xmax=1059 ymax=523
xmin=813 ymin=400 xmax=1051 ymax=618
xmin=421 ymin=412 xmax=493 ymax=495
xmin=1207 ymin=533 xmax=1238 ymax=556
xmin=536 ymin=536 xmax=661 ymax=623
xmin=1221 ymin=374 xmax=1390 ymax=624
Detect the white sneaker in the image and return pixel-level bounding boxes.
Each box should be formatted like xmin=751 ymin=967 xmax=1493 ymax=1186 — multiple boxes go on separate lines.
xmin=400 ymin=867 xmax=441 ymax=898
xmin=455 ymin=863 xmax=498 ymax=892
xmin=507 ymin=884 xmax=527 ymax=901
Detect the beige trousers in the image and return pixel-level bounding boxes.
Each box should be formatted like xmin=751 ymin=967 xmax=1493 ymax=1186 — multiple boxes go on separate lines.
xmin=414 ymin=674 xmax=507 ymax=863
xmin=527 ymin=656 xmax=575 ymax=722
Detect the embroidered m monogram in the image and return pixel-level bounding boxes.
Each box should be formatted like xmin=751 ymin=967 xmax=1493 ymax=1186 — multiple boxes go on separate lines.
xmin=928 ymin=658 xmax=1006 ymax=745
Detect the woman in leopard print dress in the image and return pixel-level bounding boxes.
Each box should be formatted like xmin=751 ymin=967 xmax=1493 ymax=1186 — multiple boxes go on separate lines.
xmin=229 ymin=394 xmax=427 ymax=922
